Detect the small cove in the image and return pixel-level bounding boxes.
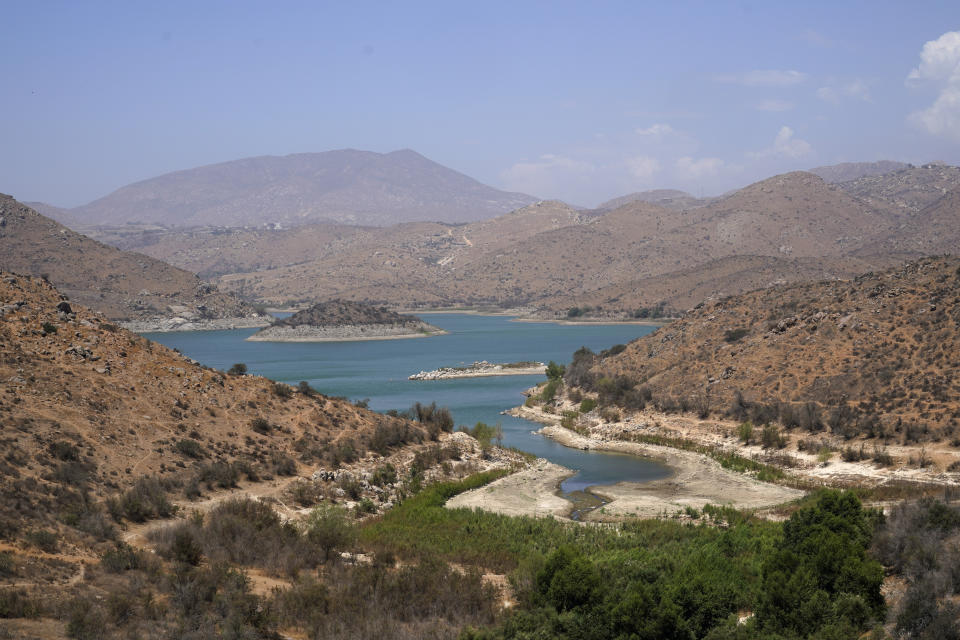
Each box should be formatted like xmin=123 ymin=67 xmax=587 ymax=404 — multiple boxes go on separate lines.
xmin=143 ymin=313 xmax=672 ymax=504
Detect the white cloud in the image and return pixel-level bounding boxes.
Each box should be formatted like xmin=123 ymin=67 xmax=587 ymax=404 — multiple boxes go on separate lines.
xmin=635 ymin=123 xmax=675 ymax=136
xmin=675 ymin=156 xmax=724 ymax=179
xmin=625 ymin=155 xmax=660 ymax=179
xmin=816 ymin=79 xmax=871 ymax=103
xmin=749 ymin=126 xmax=813 ymax=159
xmin=755 ymin=99 xmax=794 ymax=112
xmin=907 ymin=31 xmax=960 ymax=140
xmin=714 ymin=70 xmax=808 ymax=87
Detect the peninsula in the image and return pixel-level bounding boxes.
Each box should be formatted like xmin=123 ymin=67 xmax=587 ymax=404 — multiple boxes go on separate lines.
xmin=246 ymin=299 xmax=445 ymax=342
xmin=409 ymin=360 xmax=546 ymax=380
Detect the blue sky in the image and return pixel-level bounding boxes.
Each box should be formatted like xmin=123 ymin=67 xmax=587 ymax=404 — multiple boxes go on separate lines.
xmin=3 ymin=1 xmax=959 ymax=208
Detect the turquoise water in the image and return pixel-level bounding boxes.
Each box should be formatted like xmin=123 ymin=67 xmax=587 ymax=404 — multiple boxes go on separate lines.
xmin=143 ymin=314 xmax=670 ymax=492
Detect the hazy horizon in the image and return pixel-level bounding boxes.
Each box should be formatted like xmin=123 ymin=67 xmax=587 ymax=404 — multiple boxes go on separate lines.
xmin=4 ymin=1 xmax=959 ymax=209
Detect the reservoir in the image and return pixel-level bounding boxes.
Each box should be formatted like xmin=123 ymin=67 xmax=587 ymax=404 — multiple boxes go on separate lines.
xmin=143 ymin=313 xmax=670 ymax=494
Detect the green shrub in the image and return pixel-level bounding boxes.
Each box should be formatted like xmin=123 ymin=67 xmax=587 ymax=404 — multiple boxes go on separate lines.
xmin=173 ymin=438 xmax=204 ymax=459
xmin=107 ymin=476 xmax=177 ymax=523
xmin=251 ymin=417 xmax=272 ymax=434
xmin=539 ymin=379 xmax=561 ymax=404
xmin=724 ymin=327 xmax=749 ymax=343
xmin=228 ymin=363 xmax=248 ymax=375
xmin=579 ymin=398 xmax=597 ymax=413
xmin=25 ymin=529 xmax=58 ymax=553
xmin=545 ymin=361 xmax=565 ymax=380
xmin=738 ymin=421 xmax=754 ymax=444
xmin=273 ymin=382 xmax=293 ymax=398
xmin=41 ymin=322 xmax=57 ymax=334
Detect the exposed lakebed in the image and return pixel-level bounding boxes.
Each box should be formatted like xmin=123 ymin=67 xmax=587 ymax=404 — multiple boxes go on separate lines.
xmin=143 ymin=313 xmax=670 ymax=499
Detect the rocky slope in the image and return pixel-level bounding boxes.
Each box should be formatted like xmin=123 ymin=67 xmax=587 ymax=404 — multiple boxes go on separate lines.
xmin=52 ymin=149 xmax=538 ymax=227
xmin=568 ymin=256 xmax=960 ymax=438
xmin=0 ymin=194 xmax=261 ymax=324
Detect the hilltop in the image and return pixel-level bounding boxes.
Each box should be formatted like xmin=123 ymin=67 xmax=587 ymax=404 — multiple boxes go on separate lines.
xmin=47 ymin=149 xmax=538 ymax=228
xmin=0 ymin=195 xmax=260 ymax=325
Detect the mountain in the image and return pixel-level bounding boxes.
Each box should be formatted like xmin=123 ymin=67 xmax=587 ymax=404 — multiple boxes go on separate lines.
xmin=0 ymin=194 xmax=257 ymax=322
xmin=59 ymin=149 xmax=538 ymax=227
xmin=809 ymin=160 xmax=909 ymax=183
xmin=569 ymin=256 xmax=960 ymax=437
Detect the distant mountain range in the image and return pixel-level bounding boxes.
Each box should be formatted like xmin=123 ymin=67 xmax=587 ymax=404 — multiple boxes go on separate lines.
xmin=37 ymin=149 xmax=539 ymax=228
xmin=95 ymin=162 xmax=953 ymax=314
xmin=16 ymin=158 xmax=959 ymax=320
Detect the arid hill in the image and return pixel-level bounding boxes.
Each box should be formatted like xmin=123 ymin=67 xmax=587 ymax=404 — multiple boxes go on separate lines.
xmin=0 ymin=271 xmax=431 ymax=500
xmin=92 ymin=221 xmax=367 ymax=279
xmin=0 ymin=195 xmax=257 ymax=322
xmin=568 ymin=257 xmax=960 ymax=438
xmin=536 ymin=254 xmax=910 ymax=318
xmin=0 ymin=272 xmax=500 ymax=634
xmin=214 ymin=169 xmax=959 ymax=311
xmin=49 ymin=149 xmax=538 ymax=227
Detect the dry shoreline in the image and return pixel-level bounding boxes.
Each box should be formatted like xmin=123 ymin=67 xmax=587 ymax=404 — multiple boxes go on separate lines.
xmin=446 ymin=459 xmax=575 ymax=519
xmin=448 ymin=405 xmax=805 ymax=522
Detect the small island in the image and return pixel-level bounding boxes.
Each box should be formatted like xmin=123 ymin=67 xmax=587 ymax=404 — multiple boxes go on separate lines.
xmin=247 ymin=300 xmax=446 ymax=342
xmin=409 ymin=360 xmax=546 ymax=380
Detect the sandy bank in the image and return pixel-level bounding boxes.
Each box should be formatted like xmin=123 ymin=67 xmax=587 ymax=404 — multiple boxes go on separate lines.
xmin=446 ymin=459 xmax=574 ymax=519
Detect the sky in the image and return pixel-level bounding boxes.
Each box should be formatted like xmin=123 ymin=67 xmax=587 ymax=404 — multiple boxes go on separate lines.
xmin=3 ymin=1 xmax=959 ymax=208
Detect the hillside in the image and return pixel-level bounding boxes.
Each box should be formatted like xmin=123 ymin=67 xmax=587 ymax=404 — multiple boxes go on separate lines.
xmin=0 ymin=271 xmax=505 ymax=637
xmin=92 ymin=221 xmax=367 ymax=279
xmin=0 ymin=194 xmax=258 ymax=323
xmin=536 ymin=254 xmax=910 ymax=318
xmin=55 ymin=149 xmax=538 ymax=227
xmin=568 ymin=257 xmax=960 ymax=438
